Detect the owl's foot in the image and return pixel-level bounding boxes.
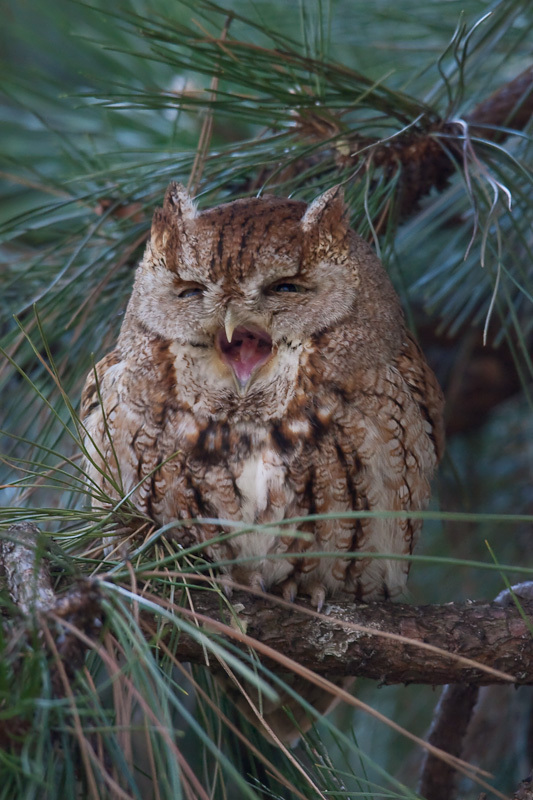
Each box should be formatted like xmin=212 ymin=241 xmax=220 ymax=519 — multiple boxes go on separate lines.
xmin=279 ymin=578 xmax=327 ymax=609
xmin=280 ymin=578 xmax=298 ymax=603
xmin=220 ymin=575 xmax=234 ymax=598
xmin=248 ymin=571 xmax=267 ymax=593
xmin=310 ymin=584 xmax=326 ymax=613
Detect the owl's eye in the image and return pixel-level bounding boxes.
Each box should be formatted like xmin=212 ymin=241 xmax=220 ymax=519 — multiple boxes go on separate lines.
xmin=270 ymin=282 xmax=302 ymax=294
xmin=177 ymin=285 xmax=204 ymax=299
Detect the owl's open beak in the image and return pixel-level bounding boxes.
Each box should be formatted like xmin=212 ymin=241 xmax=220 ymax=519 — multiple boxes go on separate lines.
xmin=224 ymin=307 xmax=239 ymax=344
xmin=216 ymin=317 xmax=273 ymax=391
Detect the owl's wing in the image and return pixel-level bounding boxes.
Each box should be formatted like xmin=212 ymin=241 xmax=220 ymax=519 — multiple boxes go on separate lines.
xmin=395 ymin=332 xmax=445 ymax=462
xmin=80 ymin=349 xmax=126 ymax=504
xmin=81 ymin=350 xmax=121 ymax=422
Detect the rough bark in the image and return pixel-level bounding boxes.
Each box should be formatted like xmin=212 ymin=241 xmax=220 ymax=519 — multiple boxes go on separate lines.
xmin=2 ymin=523 xmax=532 ymax=687
xmin=0 ymin=521 xmax=57 ymax=613
xmin=417 ymin=586 xmax=533 ymax=800
xmin=162 ymin=586 xmax=533 ymax=686
xmin=513 ymin=774 xmax=533 ymax=800
xmin=417 ymin=684 xmax=480 ymax=800
xmin=0 ymin=522 xmax=102 ymax=676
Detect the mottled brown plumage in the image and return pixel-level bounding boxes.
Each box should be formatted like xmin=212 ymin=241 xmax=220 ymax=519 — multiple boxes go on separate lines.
xmin=81 ymin=183 xmax=444 ymax=741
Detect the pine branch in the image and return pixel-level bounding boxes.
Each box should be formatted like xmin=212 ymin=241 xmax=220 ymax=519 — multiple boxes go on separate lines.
xmin=417 ymin=583 xmax=533 ymax=800
xmin=513 ymin=773 xmax=533 ymax=800
xmin=285 ymin=63 xmax=533 ymax=220
xmin=467 ymin=65 xmax=533 ymax=142
xmin=417 ymin=682 xmax=480 ymax=800
xmin=2 ymin=525 xmax=532 ymax=689
xmin=0 ymin=522 xmax=102 ymax=692
xmin=0 ymin=521 xmax=56 ymax=613
xmin=161 ymin=586 xmax=533 ymax=686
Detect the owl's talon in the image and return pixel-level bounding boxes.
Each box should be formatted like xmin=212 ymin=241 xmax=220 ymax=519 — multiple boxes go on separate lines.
xmin=249 ymin=572 xmax=267 ymax=593
xmin=281 ymin=579 xmax=298 ymax=603
xmin=311 ymin=585 xmax=326 ymax=612
xmin=220 ymin=576 xmax=234 ymax=598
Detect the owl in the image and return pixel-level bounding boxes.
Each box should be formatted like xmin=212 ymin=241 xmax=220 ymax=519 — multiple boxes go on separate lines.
xmin=81 ymin=183 xmax=444 ymax=741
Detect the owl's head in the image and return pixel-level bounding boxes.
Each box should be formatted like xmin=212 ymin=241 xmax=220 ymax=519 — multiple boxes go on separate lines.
xmin=124 ymin=183 xmax=402 ymax=399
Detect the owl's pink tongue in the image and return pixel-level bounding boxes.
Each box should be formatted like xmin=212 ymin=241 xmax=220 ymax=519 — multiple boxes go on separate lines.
xmin=217 ymin=326 xmax=272 ymax=387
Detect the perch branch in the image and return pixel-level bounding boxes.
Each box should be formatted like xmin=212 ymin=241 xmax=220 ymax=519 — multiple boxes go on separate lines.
xmin=159 ymin=583 xmax=533 ymax=686
xmin=2 ymin=524 xmax=533 ymax=687
xmin=417 ymin=583 xmax=533 ymax=800
xmin=0 ymin=521 xmax=102 ymax=682
xmin=513 ymin=773 xmax=533 ymax=800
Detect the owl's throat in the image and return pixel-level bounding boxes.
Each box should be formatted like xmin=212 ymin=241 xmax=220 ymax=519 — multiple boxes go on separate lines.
xmin=216 ymin=325 xmax=273 ymax=389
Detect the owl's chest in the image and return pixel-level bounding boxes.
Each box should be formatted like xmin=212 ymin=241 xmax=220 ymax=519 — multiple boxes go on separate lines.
xmin=154 ymin=416 xmax=301 ymax=527
xmin=233 ymin=451 xmax=287 ymax=523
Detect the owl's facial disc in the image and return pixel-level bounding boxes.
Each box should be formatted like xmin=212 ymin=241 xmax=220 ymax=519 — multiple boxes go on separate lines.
xmin=216 ymin=325 xmax=273 ymax=390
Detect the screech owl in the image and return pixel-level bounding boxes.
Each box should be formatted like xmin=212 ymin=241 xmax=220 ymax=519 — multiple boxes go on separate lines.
xmin=81 ymin=183 xmax=444 ymax=741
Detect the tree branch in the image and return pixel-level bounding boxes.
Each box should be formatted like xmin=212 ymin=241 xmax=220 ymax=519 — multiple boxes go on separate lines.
xmin=167 ymin=585 xmax=533 ymax=686
xmin=2 ymin=524 xmax=532 ymax=687
xmin=417 ymin=584 xmax=533 ymax=800
xmin=257 ymin=64 xmax=533 ymax=219
xmin=417 ymin=683 xmax=480 ymax=800
xmin=0 ymin=521 xmax=57 ymax=613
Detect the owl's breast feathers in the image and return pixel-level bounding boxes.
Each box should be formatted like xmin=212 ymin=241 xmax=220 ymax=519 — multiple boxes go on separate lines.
xmin=82 ymin=326 xmax=443 ymax=601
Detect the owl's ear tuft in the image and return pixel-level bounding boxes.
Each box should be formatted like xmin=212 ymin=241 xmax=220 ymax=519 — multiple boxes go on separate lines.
xmin=150 ymin=182 xmax=198 ymax=264
xmin=301 ymin=186 xmax=350 ymax=259
xmin=163 ymin=182 xmax=198 ymax=221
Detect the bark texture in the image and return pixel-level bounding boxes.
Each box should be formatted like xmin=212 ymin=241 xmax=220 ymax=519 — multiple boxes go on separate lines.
xmin=2 ymin=523 xmax=532 ymax=687
xmin=166 ymin=587 xmax=533 ymax=686
xmin=417 ymin=683 xmax=480 ymax=800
